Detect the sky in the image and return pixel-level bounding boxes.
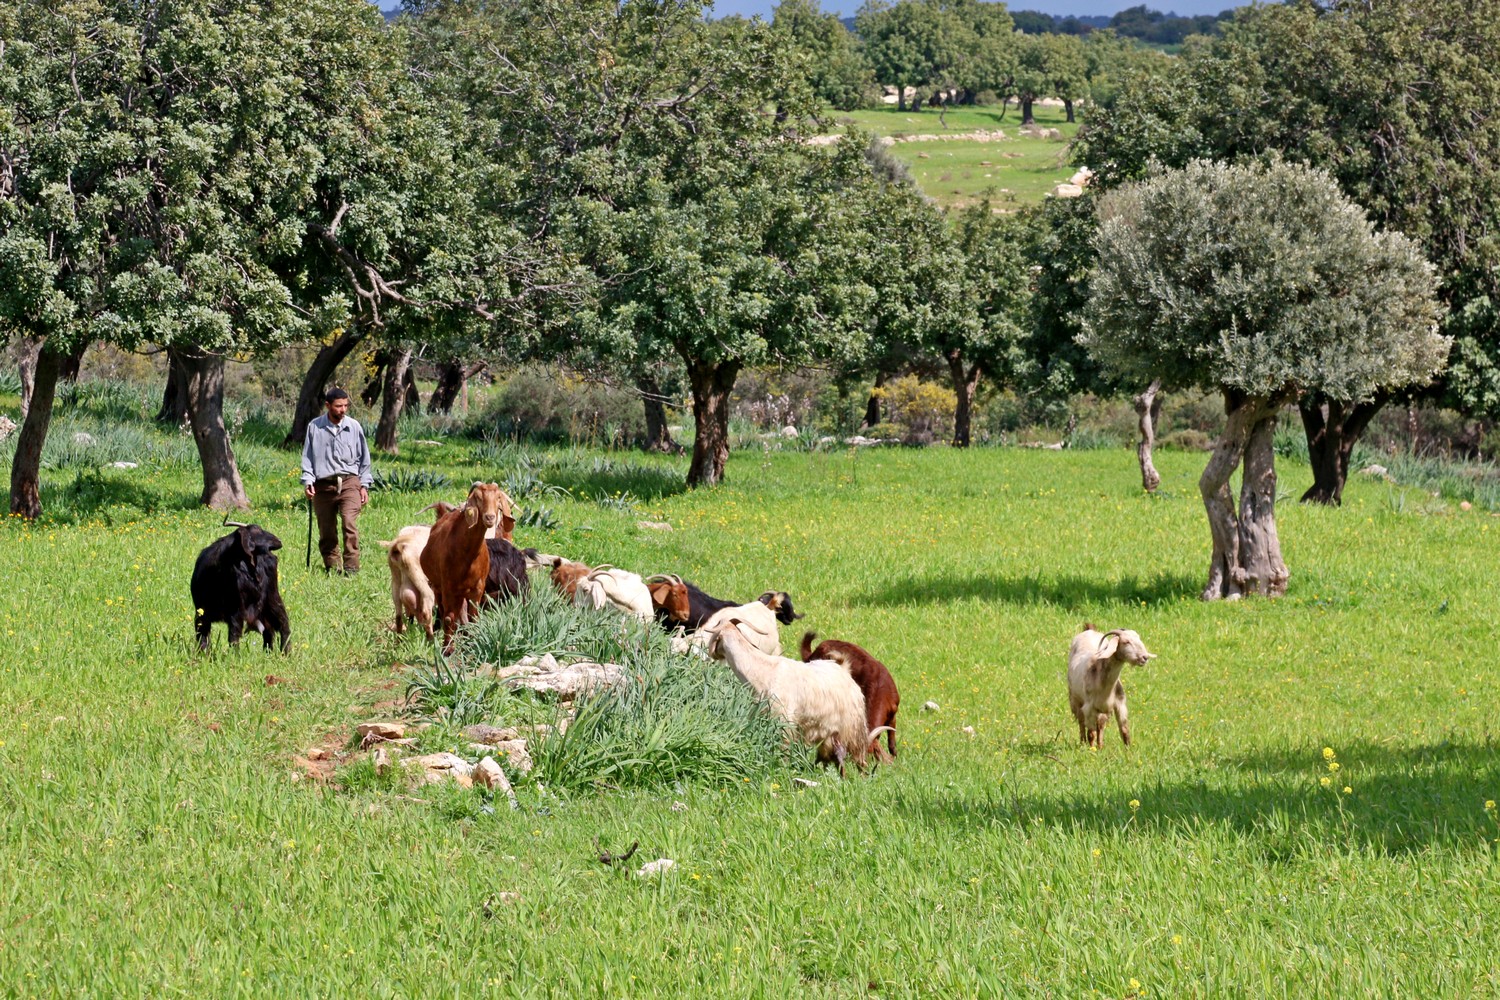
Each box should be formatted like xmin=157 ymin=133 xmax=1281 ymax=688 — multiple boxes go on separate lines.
xmin=379 ymin=1 xmax=1239 ymax=21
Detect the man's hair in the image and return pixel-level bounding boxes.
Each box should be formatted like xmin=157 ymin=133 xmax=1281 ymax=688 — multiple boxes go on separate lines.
xmin=324 ymin=387 xmax=350 ymax=404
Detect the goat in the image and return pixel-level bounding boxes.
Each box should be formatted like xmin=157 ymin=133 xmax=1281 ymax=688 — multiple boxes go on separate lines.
xmin=419 ymin=481 xmax=505 ymax=653
xmin=758 ymin=590 xmax=804 ymax=626
xmin=191 ymin=518 xmax=290 ymax=652
xmin=645 ymin=574 xmax=692 ymax=626
xmin=484 ymin=537 xmax=530 ymax=605
xmin=533 ymin=553 xmax=592 ymax=599
xmin=707 ymin=620 xmax=882 ymax=776
xmin=426 ymin=491 xmax=516 ymax=542
xmin=802 ymin=632 xmax=899 ymax=762
xmin=684 ymin=599 xmax=784 ymax=656
xmin=1067 ymin=624 xmax=1156 ymax=748
xmin=378 ymin=524 xmax=435 ymax=639
xmin=574 ymin=565 xmax=655 ymax=621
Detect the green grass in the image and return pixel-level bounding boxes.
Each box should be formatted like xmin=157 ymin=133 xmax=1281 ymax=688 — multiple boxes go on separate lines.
xmin=2 ymin=404 xmax=1499 ymax=995
xmin=836 ymin=104 xmax=1083 ymax=209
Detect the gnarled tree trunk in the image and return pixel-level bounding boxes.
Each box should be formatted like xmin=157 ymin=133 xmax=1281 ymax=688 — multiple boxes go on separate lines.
xmin=1200 ymin=392 xmax=1287 ymax=601
xmin=179 ymin=348 xmax=249 ymax=510
xmin=1299 ymin=397 xmax=1382 ymax=505
xmin=1020 ymin=95 xmax=1035 ymax=125
xmin=1064 ymin=98 xmax=1076 ymax=123
xmin=362 ymin=349 xmax=388 ymax=406
xmin=1134 ymin=378 xmax=1163 ymax=492
xmin=683 ymin=356 xmax=740 ymax=488
xmin=430 ymin=361 xmax=464 ymax=414
xmin=16 ymin=336 xmax=42 ymax=419
xmin=156 ymin=348 xmax=189 ymax=425
xmin=375 ymin=348 xmax=413 ymax=453
xmin=639 ymin=375 xmax=683 ymax=454
xmin=283 ymin=324 xmax=367 ymax=447
xmin=9 ymin=342 xmax=65 ymax=518
xmin=863 ymin=371 xmax=887 ymax=430
xmin=947 ymin=350 xmax=982 ymax=448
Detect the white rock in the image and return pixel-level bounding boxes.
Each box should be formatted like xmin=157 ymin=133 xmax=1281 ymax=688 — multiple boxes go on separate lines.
xmin=1460 ymin=501 xmax=1473 ymax=511
xmin=0 ymin=415 xmax=15 ymax=442
xmin=671 ymin=801 xmax=687 ymax=812
xmin=491 ymin=739 xmax=532 ymax=774
xmin=407 ymin=752 xmax=475 ymax=788
xmin=1050 ymin=182 xmax=1085 ymax=198
xmin=372 ymin=747 xmax=392 ymax=775
xmin=305 ymin=747 xmax=330 ymax=761
xmin=637 ymin=520 xmax=673 ymax=531
xmin=781 ymin=425 xmax=799 ymax=438
xmin=818 ymin=436 xmax=837 ymax=445
xmin=412 ymin=439 xmax=444 ymax=446
xmin=108 ymin=461 xmax=138 ymax=469
xmin=500 ymin=660 xmax=629 ymax=700
xmin=464 ymin=724 xmax=520 ymax=744
xmin=72 ymin=431 xmax=95 ymax=445
xmin=1359 ymin=464 xmax=1389 ymax=477
xmin=358 ymin=721 xmax=406 ymax=740
xmin=962 ymin=726 xmax=976 ymax=737
xmin=637 ymin=858 xmax=676 ymax=877
xmin=922 ymin=700 xmax=940 ymax=712
xmin=473 ymin=757 xmax=520 ymax=810
xmin=792 ymin=777 xmax=820 ymax=789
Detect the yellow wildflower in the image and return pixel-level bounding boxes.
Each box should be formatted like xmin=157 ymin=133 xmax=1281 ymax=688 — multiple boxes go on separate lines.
xmin=1322 ymin=747 xmax=1336 ymax=760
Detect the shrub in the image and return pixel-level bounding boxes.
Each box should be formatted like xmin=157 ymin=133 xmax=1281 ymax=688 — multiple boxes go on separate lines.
xmin=874 ymin=376 xmax=955 ymax=445
xmin=1160 ymin=428 xmax=1213 ymax=452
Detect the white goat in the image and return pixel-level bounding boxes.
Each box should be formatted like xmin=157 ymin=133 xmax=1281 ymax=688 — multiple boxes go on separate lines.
xmin=378 ymin=524 xmax=435 ymax=639
xmin=679 ymin=599 xmax=783 ymax=657
xmin=573 ymin=565 xmax=655 ymax=621
xmin=706 ymin=620 xmax=878 ymax=774
xmin=1067 ymin=625 xmax=1156 ymax=748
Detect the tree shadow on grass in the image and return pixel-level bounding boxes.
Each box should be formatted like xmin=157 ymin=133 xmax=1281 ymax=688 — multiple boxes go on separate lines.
xmin=897 ymin=738 xmax=1500 ymax=858
xmin=542 ymin=460 xmax=689 ymax=503
xmin=35 ymin=472 xmax=198 ymax=524
xmin=858 ymin=570 xmax=1202 ymax=609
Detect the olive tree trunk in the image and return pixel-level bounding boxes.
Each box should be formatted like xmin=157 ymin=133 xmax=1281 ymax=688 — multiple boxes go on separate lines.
xmin=1200 ymin=392 xmax=1288 ymax=600
xmin=375 ymin=348 xmax=413 ymax=453
xmin=1134 ymin=378 xmax=1163 ymax=492
xmin=16 ymin=336 xmax=42 ymax=420
xmin=947 ymin=351 xmax=982 ymax=448
xmin=683 ymin=356 xmax=741 ymax=488
xmin=283 ymin=324 xmax=367 ymax=447
xmin=638 ymin=375 xmax=683 ymax=454
xmin=179 ymin=348 xmax=249 ymax=510
xmin=155 ymin=348 xmax=190 ymax=425
xmin=862 ymin=371 xmax=886 ymax=429
xmin=1300 ymin=397 xmax=1381 ymax=505
xmin=1020 ymin=95 xmax=1035 ymax=124
xmin=9 ymin=342 xmax=64 ymax=518
xmin=430 ymin=361 xmax=464 ymax=414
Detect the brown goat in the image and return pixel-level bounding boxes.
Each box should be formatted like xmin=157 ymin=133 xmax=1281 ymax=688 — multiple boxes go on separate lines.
xmin=420 ymin=482 xmax=504 ymax=653
xmin=801 ymin=632 xmax=900 ymax=762
xmin=541 ymin=554 xmax=592 ymax=600
xmin=426 ymin=490 xmax=516 ymax=542
xmin=646 ymin=574 xmax=692 ymax=626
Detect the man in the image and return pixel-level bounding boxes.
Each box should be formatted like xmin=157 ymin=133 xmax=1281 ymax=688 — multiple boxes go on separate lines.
xmin=300 ymin=387 xmax=372 ymax=575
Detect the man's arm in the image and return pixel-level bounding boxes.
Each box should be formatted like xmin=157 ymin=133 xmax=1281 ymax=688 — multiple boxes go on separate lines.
xmin=300 ymin=422 xmax=317 ymax=485
xmin=358 ymin=423 xmax=373 ymax=487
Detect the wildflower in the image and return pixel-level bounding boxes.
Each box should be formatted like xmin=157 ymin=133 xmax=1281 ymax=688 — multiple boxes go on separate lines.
xmin=1130 ymin=978 xmax=1141 ymax=991
xmin=1091 ymin=848 xmax=1101 ymax=858
xmin=1171 ymin=934 xmax=1183 ymax=945
xmin=1322 ymin=747 xmax=1336 ymax=760
xmin=1320 ymin=777 xmax=1332 ymax=788
xmin=1328 ymin=761 xmax=1340 ymax=772
xmin=1342 ymin=786 xmax=1352 ymax=795
xmin=1486 ymin=801 xmax=1496 ymax=812
xmin=1129 ymin=799 xmax=1140 ymax=810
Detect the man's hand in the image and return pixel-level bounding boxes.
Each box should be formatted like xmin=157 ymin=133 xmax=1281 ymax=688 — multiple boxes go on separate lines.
xmin=359 ymin=486 xmax=369 ymax=507
xmin=304 ymin=484 xmax=316 ymax=499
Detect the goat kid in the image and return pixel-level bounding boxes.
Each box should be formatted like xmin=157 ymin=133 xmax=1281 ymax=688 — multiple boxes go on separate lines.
xmin=191 ymin=521 xmax=290 ymax=652
xmin=379 ymin=524 xmax=435 ymax=639
xmin=801 ymin=632 xmax=899 ymax=761
xmin=1067 ymin=624 xmax=1156 ymax=748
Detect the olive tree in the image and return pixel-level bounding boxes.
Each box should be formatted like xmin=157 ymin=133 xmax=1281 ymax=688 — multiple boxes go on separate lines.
xmin=1083 ymin=160 xmax=1447 ymax=600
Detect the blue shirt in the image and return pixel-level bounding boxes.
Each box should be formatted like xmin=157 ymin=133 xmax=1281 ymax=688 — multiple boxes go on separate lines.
xmin=300 ymin=414 xmax=373 ymax=486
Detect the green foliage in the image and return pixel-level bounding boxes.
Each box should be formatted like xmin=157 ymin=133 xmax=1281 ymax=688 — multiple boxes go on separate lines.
xmin=370 ymin=468 xmax=452 ymax=493
xmin=1084 ymin=159 xmax=1449 ymax=402
xmin=774 ymin=0 xmax=876 ymax=111
xmin=458 ymin=583 xmax=670 ymax=672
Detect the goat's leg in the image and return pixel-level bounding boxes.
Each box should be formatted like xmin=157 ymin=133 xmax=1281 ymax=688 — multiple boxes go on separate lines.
xmin=226 ymin=616 xmax=243 ymax=648
xmin=1113 ymin=690 xmax=1131 ymax=746
xmin=195 ymin=616 xmax=212 ymax=652
xmin=832 ymin=740 xmax=848 ymax=779
xmin=1094 ymin=713 xmax=1109 ymax=747
xmin=886 ymin=726 xmax=897 ymax=760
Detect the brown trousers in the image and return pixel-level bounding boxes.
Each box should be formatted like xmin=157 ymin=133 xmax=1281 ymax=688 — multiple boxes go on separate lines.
xmin=312 ymin=475 xmax=365 ymax=572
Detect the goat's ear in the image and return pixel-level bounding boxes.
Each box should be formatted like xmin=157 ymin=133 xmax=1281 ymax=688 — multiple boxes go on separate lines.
xmin=647 ymin=581 xmax=670 ymax=606
xmin=498 ymin=490 xmax=516 ymax=540
xmin=464 ymin=503 xmax=478 ymax=528
xmin=236 ymin=526 xmax=257 ymax=567
xmin=1095 ymin=632 xmax=1120 ymax=661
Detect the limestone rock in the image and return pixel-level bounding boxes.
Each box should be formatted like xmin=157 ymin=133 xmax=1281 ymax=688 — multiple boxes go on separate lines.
xmin=962 ymin=725 xmax=976 ymax=737
xmin=372 ymin=747 xmax=392 ymax=775
xmin=465 ymin=724 xmax=521 ymax=745
xmin=637 ymin=858 xmax=676 ymax=877
xmin=0 ymin=415 xmax=15 ymax=442
xmin=499 ymin=659 xmax=628 ymax=700
xmin=922 ymin=700 xmax=940 ymax=712
xmin=108 ymin=461 xmax=139 ymax=469
xmin=781 ymin=425 xmax=799 ymax=438
xmin=792 ymin=777 xmax=820 ymax=789
xmin=637 ymin=520 xmax=673 ymax=531
xmin=1359 ymin=464 xmax=1390 ymax=478
xmin=358 ymin=721 xmax=406 ymax=741
xmin=1050 ymin=182 xmax=1084 ymax=198
xmin=490 ymin=739 xmax=533 ymax=774
xmin=407 ymin=752 xmax=475 ymax=788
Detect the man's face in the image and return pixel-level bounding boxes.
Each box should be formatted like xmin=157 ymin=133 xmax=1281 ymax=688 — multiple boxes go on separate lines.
xmin=326 ymin=397 xmax=350 ymax=421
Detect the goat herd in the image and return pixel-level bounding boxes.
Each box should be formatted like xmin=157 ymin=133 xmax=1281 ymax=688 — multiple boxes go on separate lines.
xmin=190 ymin=480 xmax=1157 ymax=774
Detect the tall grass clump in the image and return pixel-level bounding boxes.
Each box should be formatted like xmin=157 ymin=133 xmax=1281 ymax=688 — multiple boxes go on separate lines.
xmin=531 ymin=648 xmax=796 ymax=791
xmin=457 ymin=581 xmax=672 ymax=671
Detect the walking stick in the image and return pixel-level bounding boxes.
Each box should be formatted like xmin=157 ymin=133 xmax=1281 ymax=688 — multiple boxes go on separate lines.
xmin=305 ymin=491 xmax=314 ymax=569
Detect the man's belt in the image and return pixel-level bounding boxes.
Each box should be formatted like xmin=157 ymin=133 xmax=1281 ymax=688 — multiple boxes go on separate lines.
xmin=314 ymin=475 xmax=357 ymax=486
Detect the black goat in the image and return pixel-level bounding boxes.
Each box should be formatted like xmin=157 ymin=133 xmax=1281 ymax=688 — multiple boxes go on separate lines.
xmin=191 ymin=521 xmax=290 ymax=652
xmin=758 ymin=590 xmax=804 ymax=625
xmin=484 ymin=538 xmax=530 ymax=605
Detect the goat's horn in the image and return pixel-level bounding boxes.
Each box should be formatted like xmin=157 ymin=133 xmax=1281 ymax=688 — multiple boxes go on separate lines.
xmin=220 ymin=514 xmax=250 ymax=528
xmin=732 ymin=618 xmax=772 ymax=636
xmin=471 ymin=480 xmax=483 ymax=488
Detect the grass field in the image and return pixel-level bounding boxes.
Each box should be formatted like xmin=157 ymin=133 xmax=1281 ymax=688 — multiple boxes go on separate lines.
xmin=2 ymin=392 xmax=1499 ymax=996
xmin=835 ymin=104 xmax=1082 ymax=209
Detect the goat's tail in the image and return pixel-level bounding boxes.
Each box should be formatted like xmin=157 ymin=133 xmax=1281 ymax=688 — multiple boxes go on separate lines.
xmin=799 ymin=631 xmax=818 ymax=662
